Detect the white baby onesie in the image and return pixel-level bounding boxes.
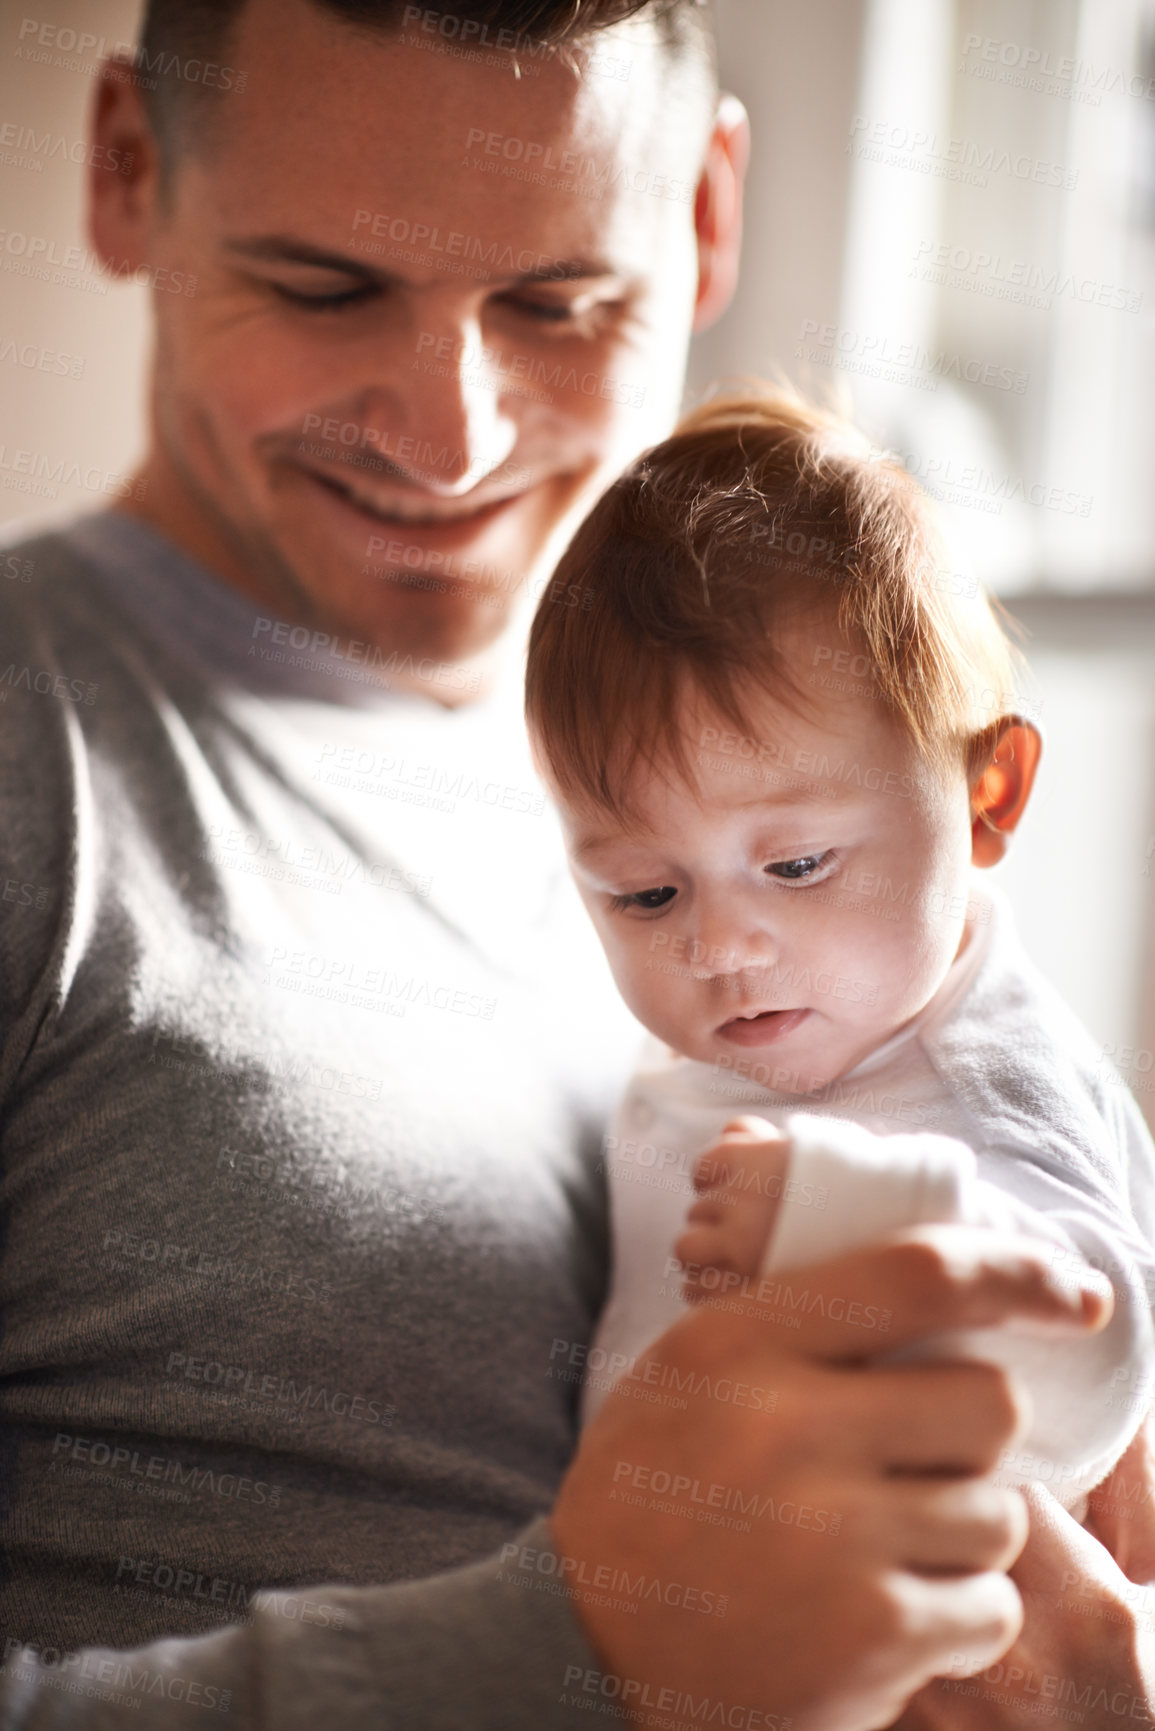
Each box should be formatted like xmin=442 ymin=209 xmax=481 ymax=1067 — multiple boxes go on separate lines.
xmin=582 ymin=886 xmax=1155 ymax=1506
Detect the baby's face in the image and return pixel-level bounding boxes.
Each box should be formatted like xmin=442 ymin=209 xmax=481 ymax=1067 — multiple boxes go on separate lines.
xmin=559 ymin=642 xmax=983 ymax=1095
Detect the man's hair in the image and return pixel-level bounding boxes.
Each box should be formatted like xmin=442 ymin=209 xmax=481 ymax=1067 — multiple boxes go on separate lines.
xmin=136 ymin=0 xmax=716 ymax=163
xmin=525 ymin=386 xmax=1026 ymax=823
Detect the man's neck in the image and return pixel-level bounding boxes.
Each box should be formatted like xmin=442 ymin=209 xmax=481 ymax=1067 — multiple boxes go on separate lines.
xmin=114 ymin=453 xmax=509 ymax=711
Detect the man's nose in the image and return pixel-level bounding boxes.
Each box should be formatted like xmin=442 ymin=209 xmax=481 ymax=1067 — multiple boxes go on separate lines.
xmin=362 ymin=311 xmax=520 ymax=496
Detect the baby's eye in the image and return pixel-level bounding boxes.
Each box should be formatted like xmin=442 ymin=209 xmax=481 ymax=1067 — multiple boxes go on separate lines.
xmin=765 ymin=852 xmax=834 ymax=882
xmin=609 ymin=885 xmax=678 ymax=913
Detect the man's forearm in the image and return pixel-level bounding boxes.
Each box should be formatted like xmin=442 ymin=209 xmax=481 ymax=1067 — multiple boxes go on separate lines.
xmin=0 ymin=1516 xmax=599 ymax=1730
xmin=4 ymin=1229 xmax=1110 ymax=1731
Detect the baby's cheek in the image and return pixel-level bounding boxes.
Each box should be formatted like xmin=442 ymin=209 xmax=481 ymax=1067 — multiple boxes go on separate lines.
xmin=612 ymin=950 xmax=672 ymax=1033
xmin=819 ymin=919 xmax=900 ymax=1015
xmin=877 ymin=905 xmax=959 ymax=1016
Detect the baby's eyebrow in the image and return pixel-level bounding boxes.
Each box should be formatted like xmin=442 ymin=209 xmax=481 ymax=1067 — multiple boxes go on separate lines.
xmin=569 ymin=786 xmax=866 ymax=863
xmin=730 ymin=783 xmax=860 ymax=810
xmin=571 ymin=835 xmax=654 ymax=863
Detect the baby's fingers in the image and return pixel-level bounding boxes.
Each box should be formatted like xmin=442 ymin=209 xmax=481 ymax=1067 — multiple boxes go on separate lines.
xmin=675 ymin=1205 xmax=776 ymax=1298
xmin=675 ymin=1223 xmax=737 ymax=1295
xmin=692 ymin=1115 xmax=782 ymax=1192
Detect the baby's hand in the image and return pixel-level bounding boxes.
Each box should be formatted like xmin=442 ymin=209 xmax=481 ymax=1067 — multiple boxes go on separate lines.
xmin=673 ymin=1116 xmax=792 ymax=1304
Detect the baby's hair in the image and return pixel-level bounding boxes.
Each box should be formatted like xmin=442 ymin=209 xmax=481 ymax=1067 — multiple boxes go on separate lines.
xmin=525 ymin=384 xmax=1026 ymax=823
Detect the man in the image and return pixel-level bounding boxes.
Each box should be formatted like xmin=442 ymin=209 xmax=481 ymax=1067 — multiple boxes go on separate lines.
xmin=0 ymin=1 xmax=1135 ymax=1725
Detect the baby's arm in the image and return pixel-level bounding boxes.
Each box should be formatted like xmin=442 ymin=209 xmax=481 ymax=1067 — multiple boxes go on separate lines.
xmin=675 ymin=1114 xmax=1152 ymax=1507
xmin=676 ymin=1113 xmax=1013 ymax=1293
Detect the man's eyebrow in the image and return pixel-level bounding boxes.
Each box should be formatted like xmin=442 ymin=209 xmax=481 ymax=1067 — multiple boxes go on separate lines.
xmin=223 ymin=237 xmax=379 ymax=274
xmin=221 ymin=236 xmax=623 ymax=286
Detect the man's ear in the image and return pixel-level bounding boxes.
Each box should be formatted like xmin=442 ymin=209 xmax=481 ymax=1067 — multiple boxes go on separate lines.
xmin=971 ymin=717 xmax=1042 ymax=868
xmin=87 ymin=63 xmax=163 ymax=277
xmin=691 ymin=93 xmax=750 ymax=332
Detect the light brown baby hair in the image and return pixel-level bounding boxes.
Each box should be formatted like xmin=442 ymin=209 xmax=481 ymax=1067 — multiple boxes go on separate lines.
xmin=525 ymin=385 xmax=1025 ymax=823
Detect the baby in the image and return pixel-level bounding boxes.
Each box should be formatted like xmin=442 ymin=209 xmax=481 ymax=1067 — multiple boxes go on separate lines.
xmin=525 ymin=388 xmax=1155 ymax=1507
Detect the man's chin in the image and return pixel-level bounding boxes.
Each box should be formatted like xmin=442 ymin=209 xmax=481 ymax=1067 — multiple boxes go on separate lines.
xmin=291 ymin=562 xmax=518 ymax=672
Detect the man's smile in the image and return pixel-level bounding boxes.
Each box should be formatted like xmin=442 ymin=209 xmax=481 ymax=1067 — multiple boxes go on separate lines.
xmin=290 ymin=461 xmax=529 ymax=529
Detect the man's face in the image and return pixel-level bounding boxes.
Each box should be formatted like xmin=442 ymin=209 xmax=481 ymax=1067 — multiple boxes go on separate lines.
xmin=559 ymin=637 xmax=982 ymax=1096
xmin=110 ymin=0 xmax=717 ymax=677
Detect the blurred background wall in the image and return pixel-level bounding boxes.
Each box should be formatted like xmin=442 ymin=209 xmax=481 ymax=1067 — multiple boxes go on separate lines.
xmin=3 ymin=0 xmax=1154 ymax=1123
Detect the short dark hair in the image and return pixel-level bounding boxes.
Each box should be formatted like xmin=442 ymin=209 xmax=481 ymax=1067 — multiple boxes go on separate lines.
xmin=135 ymin=0 xmax=716 ymax=166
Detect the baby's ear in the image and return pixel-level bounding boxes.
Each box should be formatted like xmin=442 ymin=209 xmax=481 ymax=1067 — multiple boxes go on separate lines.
xmin=970 ymin=717 xmax=1043 ymax=868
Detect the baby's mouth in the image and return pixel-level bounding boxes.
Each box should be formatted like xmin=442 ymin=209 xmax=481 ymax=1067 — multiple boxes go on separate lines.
xmin=716 ymin=1007 xmax=810 ymax=1048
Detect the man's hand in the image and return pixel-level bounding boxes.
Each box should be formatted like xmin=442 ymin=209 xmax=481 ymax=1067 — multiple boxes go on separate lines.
xmin=891 ymin=1416 xmax=1155 ymax=1729
xmin=552 ymin=1225 xmax=1113 ymax=1731
xmin=1086 ymin=1412 xmax=1155 ymax=1585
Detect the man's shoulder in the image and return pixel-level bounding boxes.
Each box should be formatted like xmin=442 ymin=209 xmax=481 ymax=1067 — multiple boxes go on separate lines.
xmin=0 ymin=514 xmax=116 ymax=642
xmin=0 ymin=512 xmax=103 ymax=572
xmin=0 ymin=517 xmax=137 ymax=726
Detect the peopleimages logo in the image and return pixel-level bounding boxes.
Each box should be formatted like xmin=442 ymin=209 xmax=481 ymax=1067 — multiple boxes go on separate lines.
xmin=498 ymin=1542 xmax=730 ymax=1617
xmin=561 ymin=1666 xmax=790 ymax=1731
xmin=910 ymin=241 xmax=1142 ymax=314
xmin=248 ymin=616 xmax=482 ymax=695
xmin=164 ymin=1352 xmax=397 ymax=1426
xmin=401 ymin=4 xmax=552 ymax=55
xmin=13 ymin=20 xmax=247 ymax=91
xmin=50 ymin=1431 xmax=283 ymax=1507
xmin=0 ymin=123 xmax=132 ymax=174
xmin=0 ymin=339 xmax=85 ymax=378
xmin=1 ymin=1640 xmax=232 ymax=1715
xmin=796 ymin=319 xmax=1029 ymax=394
xmin=959 ymin=33 xmax=1155 ymax=103
xmin=846 ymin=115 xmax=1079 ymax=189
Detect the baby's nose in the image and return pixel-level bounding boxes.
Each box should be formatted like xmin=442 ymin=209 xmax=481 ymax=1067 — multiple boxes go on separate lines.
xmin=687 ymin=927 xmax=776 ymax=980
xmin=686 ymin=890 xmax=777 ymax=980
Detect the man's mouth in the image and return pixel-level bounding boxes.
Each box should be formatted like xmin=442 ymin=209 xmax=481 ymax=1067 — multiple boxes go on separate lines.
xmin=716 ymin=1007 xmax=810 ymax=1049
xmin=297 ymin=464 xmax=523 ymax=528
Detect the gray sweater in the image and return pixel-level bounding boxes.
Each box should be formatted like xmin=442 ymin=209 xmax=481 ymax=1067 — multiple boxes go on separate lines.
xmin=0 ymin=515 xmax=640 ymax=1725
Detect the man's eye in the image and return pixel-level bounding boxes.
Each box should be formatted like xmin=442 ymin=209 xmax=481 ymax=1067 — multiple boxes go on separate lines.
xmin=765 ymin=853 xmax=832 ymax=882
xmin=271 ymin=283 xmax=376 ymax=310
xmin=515 ymin=299 xmax=577 ymax=321
xmin=503 ymin=294 xmax=618 ymax=335
xmin=610 ymin=886 xmax=678 ymax=912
